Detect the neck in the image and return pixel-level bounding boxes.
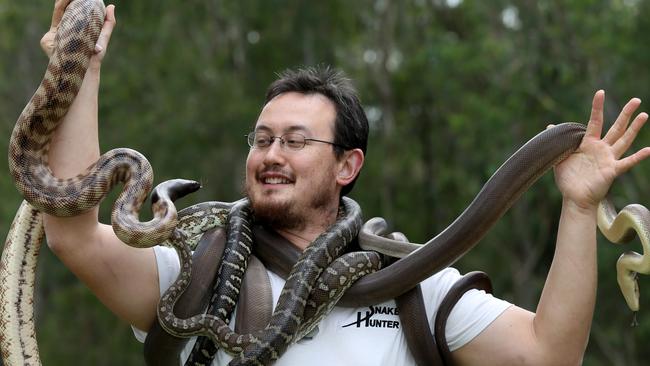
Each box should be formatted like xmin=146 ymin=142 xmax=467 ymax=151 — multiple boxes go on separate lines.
xmin=275 ymin=203 xmax=339 ymax=251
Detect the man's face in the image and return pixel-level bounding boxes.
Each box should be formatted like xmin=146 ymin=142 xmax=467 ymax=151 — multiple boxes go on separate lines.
xmin=245 ymin=92 xmax=341 ymax=230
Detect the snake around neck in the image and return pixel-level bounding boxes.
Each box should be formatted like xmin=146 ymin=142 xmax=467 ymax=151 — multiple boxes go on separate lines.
xmin=156 ymin=197 xmax=378 ymax=365
xmin=3 ymin=0 xmax=650 ymax=365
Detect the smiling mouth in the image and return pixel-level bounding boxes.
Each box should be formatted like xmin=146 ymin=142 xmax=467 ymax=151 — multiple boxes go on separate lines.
xmin=262 ymin=177 xmax=292 ymax=184
xmin=257 ymin=168 xmax=295 ymax=186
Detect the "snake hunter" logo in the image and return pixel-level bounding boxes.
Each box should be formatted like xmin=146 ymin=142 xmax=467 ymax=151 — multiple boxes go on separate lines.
xmin=341 ymin=305 xmax=400 ymax=329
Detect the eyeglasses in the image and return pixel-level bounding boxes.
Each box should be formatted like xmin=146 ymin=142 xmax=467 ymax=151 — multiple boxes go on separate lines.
xmin=246 ymin=131 xmax=349 ymax=151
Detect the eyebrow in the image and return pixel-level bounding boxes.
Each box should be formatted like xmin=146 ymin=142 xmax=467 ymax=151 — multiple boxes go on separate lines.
xmin=254 ymin=124 xmax=311 ymax=135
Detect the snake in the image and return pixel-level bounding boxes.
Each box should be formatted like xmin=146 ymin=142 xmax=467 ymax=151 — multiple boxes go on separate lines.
xmin=154 ymin=122 xmax=650 ymax=364
xmin=597 ymin=199 xmax=650 ymax=324
xmin=184 ymin=199 xmax=255 ymax=365
xmin=1 ymin=202 xmax=44 ymax=365
xmin=7 ymin=0 xmax=192 ymax=248
xmin=3 ymin=0 xmax=650 ymax=365
xmin=2 ymin=0 xmax=198 ymax=363
xmin=156 ymin=197 xmax=371 ymax=365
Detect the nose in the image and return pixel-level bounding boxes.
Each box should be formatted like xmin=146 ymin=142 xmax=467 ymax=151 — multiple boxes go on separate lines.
xmin=261 ymin=137 xmax=287 ymax=165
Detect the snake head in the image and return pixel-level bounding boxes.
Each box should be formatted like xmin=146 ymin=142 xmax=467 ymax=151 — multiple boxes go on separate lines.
xmin=151 ymin=179 xmax=202 ymax=206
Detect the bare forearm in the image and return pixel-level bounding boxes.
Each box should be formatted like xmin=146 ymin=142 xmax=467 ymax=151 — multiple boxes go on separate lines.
xmin=534 ymin=199 xmax=597 ymax=363
xmin=48 ymin=63 xmax=101 ymax=178
xmin=41 ymin=55 xmax=161 ymax=331
xmin=43 ymin=61 xmax=103 ymax=249
xmin=454 ymin=92 xmax=648 ymax=366
xmin=34 ymin=3 xmax=160 ymax=330
xmin=42 ymin=2 xmax=118 ymax=248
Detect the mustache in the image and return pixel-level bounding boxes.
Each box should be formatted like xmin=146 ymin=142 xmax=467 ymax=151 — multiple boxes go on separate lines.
xmin=256 ymin=166 xmax=295 ymax=181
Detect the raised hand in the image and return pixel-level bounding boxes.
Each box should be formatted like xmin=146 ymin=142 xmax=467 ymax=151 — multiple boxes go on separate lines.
xmin=40 ymin=0 xmax=116 ymax=62
xmin=553 ymin=90 xmax=650 ymax=209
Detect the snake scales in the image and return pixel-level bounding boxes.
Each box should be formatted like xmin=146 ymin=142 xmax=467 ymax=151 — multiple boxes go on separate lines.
xmin=1 ymin=0 xmax=198 ymax=363
xmin=3 ymin=0 xmax=650 ymax=365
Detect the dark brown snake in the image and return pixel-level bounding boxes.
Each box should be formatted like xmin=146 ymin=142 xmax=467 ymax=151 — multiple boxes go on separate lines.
xmin=3 ymin=0 xmax=650 ymax=365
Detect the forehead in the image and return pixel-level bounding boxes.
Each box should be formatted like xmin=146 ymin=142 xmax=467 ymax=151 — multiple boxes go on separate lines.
xmin=255 ymin=92 xmax=336 ymax=137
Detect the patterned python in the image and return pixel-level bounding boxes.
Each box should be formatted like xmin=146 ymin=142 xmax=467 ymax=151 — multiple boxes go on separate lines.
xmin=1 ymin=202 xmax=44 ymax=365
xmin=3 ymin=0 xmax=650 ymax=365
xmin=1 ymin=0 xmax=197 ymax=363
xmin=157 ymin=197 xmax=379 ymax=365
xmin=7 ymin=0 xmax=187 ymax=248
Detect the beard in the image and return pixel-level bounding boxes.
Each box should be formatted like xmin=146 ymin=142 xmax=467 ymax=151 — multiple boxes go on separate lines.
xmin=249 ymin=196 xmax=306 ymax=231
xmin=244 ymin=176 xmax=337 ymax=232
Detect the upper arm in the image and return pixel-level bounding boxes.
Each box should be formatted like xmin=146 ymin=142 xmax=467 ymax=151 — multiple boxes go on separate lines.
xmin=43 ymin=210 xmax=161 ymax=332
xmin=451 ymin=306 xmax=557 ymax=366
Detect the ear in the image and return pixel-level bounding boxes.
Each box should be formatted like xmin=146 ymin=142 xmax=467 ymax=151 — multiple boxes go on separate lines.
xmin=336 ymin=148 xmax=365 ymax=187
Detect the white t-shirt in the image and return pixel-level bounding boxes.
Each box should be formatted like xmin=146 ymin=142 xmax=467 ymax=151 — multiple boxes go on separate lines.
xmin=133 ymin=246 xmax=511 ymax=365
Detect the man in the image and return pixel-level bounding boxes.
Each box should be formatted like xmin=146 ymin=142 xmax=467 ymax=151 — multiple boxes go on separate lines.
xmin=39 ymin=1 xmax=650 ymax=365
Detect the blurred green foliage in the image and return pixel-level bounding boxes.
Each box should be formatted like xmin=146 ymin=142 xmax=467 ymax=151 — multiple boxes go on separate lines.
xmin=1 ymin=0 xmax=650 ymax=364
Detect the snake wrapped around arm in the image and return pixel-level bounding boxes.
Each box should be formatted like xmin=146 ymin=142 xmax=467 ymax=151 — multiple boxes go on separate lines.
xmin=1 ymin=0 xmax=198 ymax=364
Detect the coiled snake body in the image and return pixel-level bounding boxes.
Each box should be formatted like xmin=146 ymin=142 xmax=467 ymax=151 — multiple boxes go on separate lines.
xmin=2 ymin=0 xmax=197 ymax=363
xmin=3 ymin=0 xmax=650 ymax=365
xmin=156 ymin=197 xmax=382 ymax=365
xmin=8 ymin=0 xmax=180 ymax=248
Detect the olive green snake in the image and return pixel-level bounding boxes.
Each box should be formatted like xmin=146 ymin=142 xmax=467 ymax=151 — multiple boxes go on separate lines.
xmin=2 ymin=0 xmax=650 ymax=364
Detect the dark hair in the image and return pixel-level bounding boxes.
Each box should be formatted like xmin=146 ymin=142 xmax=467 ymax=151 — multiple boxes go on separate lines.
xmin=264 ymin=66 xmax=369 ymax=196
